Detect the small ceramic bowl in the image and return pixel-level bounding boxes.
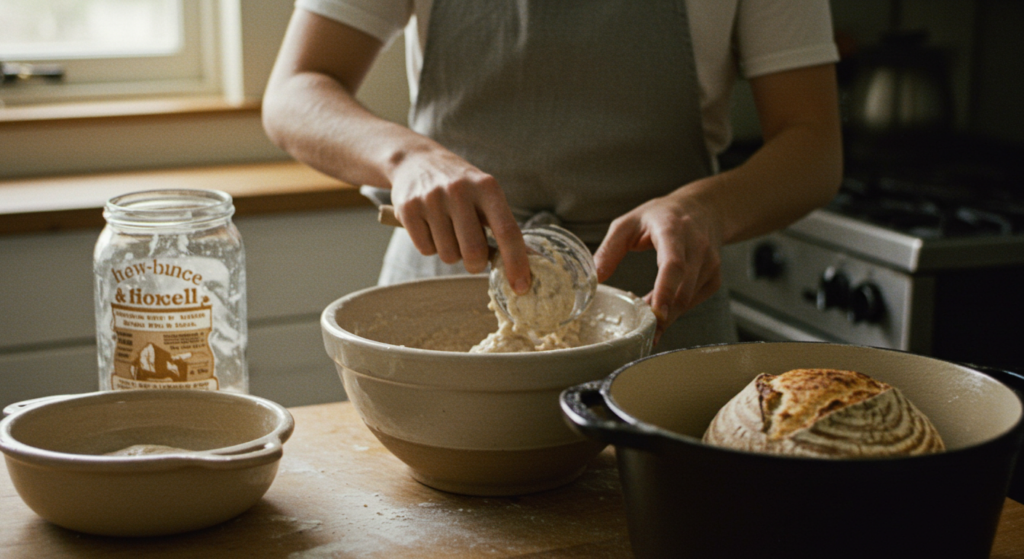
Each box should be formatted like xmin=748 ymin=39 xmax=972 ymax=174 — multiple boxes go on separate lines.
xmin=321 ymin=275 xmax=655 ymax=496
xmin=0 ymin=390 xmax=294 ymax=537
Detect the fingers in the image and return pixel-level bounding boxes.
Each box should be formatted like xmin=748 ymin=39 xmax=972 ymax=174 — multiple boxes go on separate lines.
xmin=400 ymin=207 xmax=438 ymax=256
xmin=646 ymin=246 xmax=722 ymax=347
xmin=649 ymin=248 xmax=691 ymax=324
xmin=399 ymin=189 xmax=487 ymax=267
xmin=593 ymin=215 xmax=644 ymax=284
xmin=603 ymin=197 xmax=723 ymax=348
xmin=391 ymin=153 xmax=528 ymax=285
xmin=397 ymin=190 xmax=457 ymax=260
xmin=487 ymin=209 xmax=531 ymax=294
xmin=649 ymin=234 xmax=721 ymax=320
xmin=645 ymin=275 xmax=722 ymax=347
xmin=448 ymin=202 xmax=490 ymax=274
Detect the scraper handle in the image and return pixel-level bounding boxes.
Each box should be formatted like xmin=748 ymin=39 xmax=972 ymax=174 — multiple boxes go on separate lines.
xmin=377 ymin=204 xmax=404 ymax=228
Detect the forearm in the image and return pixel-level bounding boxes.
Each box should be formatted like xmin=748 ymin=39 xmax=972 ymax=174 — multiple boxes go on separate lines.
xmin=674 ymin=64 xmax=843 ymax=247
xmin=594 ymin=109 xmax=841 ymax=339
xmin=262 ymin=71 xmax=439 ymax=190
xmin=679 ymin=120 xmax=842 ymax=246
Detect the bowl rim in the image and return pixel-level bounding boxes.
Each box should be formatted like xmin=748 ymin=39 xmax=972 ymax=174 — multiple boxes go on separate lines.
xmin=595 ymin=341 xmax=1024 ymax=463
xmin=0 ymin=390 xmax=294 ymax=472
xmin=320 ymin=275 xmax=657 ymax=361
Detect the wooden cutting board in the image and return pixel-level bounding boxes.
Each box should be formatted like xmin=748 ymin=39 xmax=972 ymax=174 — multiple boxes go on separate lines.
xmin=1 ymin=401 xmax=1022 ymax=558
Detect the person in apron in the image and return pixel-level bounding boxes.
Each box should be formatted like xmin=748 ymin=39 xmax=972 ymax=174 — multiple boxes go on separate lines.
xmin=263 ymin=1 xmax=843 ymax=351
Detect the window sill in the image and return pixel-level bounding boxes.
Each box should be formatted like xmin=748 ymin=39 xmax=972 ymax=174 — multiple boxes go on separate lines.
xmin=0 ymin=161 xmax=370 ymax=236
xmin=0 ymin=93 xmax=288 ymax=178
xmin=0 ymin=96 xmax=262 ymax=126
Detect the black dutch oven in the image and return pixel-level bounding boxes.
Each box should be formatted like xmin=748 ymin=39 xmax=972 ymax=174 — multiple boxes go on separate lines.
xmin=560 ymin=342 xmax=1024 ymax=559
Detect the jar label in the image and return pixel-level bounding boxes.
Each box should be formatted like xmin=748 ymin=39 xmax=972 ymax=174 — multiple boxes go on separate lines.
xmin=107 ymin=261 xmax=221 ymax=390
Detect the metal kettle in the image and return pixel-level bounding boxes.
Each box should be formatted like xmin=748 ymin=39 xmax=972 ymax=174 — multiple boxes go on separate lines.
xmin=846 ymin=31 xmax=953 ymax=136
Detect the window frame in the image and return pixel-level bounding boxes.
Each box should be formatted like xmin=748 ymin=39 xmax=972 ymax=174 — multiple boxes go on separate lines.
xmin=0 ymin=6 xmax=411 ymax=181
xmin=0 ymin=0 xmax=224 ymax=106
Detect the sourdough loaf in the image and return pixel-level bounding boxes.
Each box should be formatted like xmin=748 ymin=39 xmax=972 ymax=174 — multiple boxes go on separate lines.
xmin=703 ymin=369 xmax=945 ymax=458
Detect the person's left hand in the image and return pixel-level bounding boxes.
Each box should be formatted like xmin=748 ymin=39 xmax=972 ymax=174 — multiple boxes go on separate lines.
xmin=593 ymin=190 xmax=724 ymax=345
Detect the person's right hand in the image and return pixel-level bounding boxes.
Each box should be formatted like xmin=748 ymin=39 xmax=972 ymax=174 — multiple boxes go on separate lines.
xmin=388 ymin=147 xmax=532 ymax=294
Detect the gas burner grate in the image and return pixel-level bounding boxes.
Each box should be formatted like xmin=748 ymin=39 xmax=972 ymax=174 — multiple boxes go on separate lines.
xmin=828 ymin=168 xmax=1024 ymax=239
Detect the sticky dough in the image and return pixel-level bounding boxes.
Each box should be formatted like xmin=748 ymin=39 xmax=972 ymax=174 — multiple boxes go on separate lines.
xmin=470 ymin=252 xmax=581 ymax=353
xmin=104 ymin=444 xmax=193 ymax=456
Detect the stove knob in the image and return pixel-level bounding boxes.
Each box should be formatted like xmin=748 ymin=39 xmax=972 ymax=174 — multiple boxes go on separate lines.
xmin=848 ymin=282 xmax=885 ymax=323
xmin=751 ymin=242 xmax=785 ymax=279
xmin=816 ymin=267 xmax=850 ymax=311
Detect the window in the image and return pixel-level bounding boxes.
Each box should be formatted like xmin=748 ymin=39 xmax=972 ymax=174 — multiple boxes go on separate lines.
xmin=0 ymin=0 xmax=225 ymax=106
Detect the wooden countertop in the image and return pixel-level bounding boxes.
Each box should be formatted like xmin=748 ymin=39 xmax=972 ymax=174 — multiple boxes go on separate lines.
xmin=0 ymin=161 xmax=369 ymax=235
xmin=2 ymin=401 xmax=1023 ymax=558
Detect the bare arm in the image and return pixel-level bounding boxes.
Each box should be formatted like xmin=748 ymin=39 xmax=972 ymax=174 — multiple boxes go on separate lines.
xmin=262 ymin=9 xmax=531 ymax=291
xmin=594 ymin=64 xmax=843 ymax=343
xmin=681 ymin=64 xmax=843 ymax=244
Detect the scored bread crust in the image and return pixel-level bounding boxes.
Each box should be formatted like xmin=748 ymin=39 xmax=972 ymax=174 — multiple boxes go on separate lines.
xmin=759 ymin=369 xmax=890 ymax=440
xmin=703 ymin=369 xmax=945 ymax=458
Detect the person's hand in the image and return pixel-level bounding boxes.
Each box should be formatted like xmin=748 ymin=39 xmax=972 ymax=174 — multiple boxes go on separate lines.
xmin=593 ymin=191 xmax=724 ymax=345
xmin=388 ymin=147 xmax=532 ymax=294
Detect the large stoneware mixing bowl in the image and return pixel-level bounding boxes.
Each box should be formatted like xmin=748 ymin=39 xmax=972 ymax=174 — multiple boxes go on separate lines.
xmin=321 ymin=275 xmax=655 ymax=496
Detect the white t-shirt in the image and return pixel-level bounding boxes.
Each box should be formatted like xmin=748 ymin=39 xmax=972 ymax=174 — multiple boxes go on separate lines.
xmin=295 ymin=0 xmax=839 ymax=158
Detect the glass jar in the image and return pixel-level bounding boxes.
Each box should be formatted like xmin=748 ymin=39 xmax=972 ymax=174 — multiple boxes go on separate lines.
xmin=94 ymin=189 xmax=248 ymax=393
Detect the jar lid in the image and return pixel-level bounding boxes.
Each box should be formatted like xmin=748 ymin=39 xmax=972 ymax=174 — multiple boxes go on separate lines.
xmin=104 ymin=189 xmax=235 ymax=229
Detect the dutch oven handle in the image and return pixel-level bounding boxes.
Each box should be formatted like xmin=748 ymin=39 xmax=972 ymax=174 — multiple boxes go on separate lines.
xmin=560 ymin=381 xmax=664 ymax=452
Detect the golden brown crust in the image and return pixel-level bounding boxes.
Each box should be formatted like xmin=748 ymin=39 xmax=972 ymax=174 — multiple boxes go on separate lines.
xmin=703 ymin=368 xmax=945 ymax=458
xmin=757 ymin=369 xmax=891 ymax=440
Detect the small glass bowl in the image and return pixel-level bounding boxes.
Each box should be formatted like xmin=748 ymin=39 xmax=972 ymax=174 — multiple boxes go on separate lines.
xmin=489 ymin=224 xmax=598 ymax=329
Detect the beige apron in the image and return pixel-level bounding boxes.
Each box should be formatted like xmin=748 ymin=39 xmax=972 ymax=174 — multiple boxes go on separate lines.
xmin=379 ymin=0 xmax=737 ymax=350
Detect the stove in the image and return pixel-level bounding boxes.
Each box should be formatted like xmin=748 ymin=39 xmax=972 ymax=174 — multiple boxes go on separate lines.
xmin=722 ymin=145 xmax=1024 ymax=371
